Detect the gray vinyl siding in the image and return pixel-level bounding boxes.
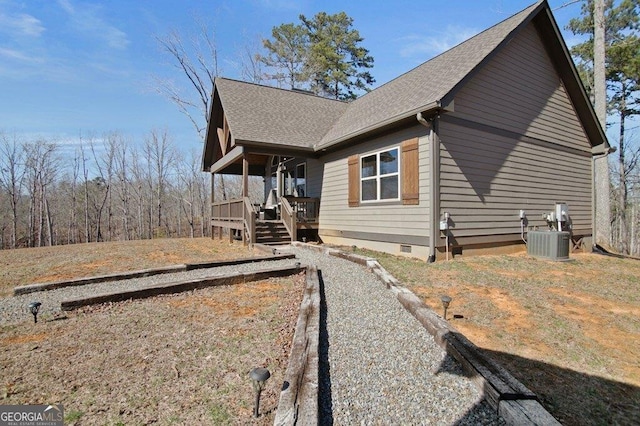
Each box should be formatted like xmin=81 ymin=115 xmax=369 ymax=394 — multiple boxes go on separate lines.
xmin=453 ymin=23 xmax=590 ymax=151
xmin=306 ymin=158 xmax=324 ymax=198
xmin=439 ymin=119 xmax=592 ymax=236
xmin=438 ymin=21 xmax=593 ymax=243
xmin=318 ymin=125 xmax=431 ymax=244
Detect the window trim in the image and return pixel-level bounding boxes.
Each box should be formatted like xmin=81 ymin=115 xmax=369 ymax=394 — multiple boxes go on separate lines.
xmin=360 ymin=146 xmax=400 ymax=203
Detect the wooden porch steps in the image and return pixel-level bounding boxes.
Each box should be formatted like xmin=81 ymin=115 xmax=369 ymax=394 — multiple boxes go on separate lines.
xmin=255 ymin=220 xmax=291 ymax=245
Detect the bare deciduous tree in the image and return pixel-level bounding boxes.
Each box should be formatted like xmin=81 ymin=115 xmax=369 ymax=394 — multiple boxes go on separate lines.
xmin=0 ymin=132 xmax=26 ymax=249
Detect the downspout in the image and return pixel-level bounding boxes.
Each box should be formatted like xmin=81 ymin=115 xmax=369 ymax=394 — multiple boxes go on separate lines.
xmin=417 ymin=112 xmax=439 ymax=263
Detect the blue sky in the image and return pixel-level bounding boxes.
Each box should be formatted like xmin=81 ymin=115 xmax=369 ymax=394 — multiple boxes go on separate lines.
xmin=0 ymin=0 xmax=588 ymax=154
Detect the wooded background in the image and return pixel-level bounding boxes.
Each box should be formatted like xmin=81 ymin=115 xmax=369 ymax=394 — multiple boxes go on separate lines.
xmin=0 ymin=130 xmax=263 ymax=249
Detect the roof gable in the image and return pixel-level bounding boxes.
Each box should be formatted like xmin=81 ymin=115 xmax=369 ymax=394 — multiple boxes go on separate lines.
xmin=203 ymin=0 xmax=607 ymax=170
xmin=216 ymin=78 xmax=347 ymax=148
xmin=316 ymin=1 xmax=543 ymax=150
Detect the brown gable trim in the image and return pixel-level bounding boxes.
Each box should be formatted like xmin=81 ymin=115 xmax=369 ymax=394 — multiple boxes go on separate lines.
xmin=440 ymin=114 xmax=592 ymax=158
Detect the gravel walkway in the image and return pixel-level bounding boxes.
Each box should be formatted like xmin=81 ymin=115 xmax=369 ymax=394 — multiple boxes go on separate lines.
xmin=2 ymin=246 xmax=502 ymax=424
xmin=290 ymin=246 xmax=502 ymax=425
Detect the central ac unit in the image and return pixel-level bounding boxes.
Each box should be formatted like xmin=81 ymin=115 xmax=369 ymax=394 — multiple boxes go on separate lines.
xmin=527 ymin=231 xmax=570 ymax=261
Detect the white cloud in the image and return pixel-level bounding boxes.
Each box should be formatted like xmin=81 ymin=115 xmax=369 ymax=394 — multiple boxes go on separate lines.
xmin=398 ymin=25 xmax=480 ymax=59
xmin=57 ymin=0 xmax=130 ymax=50
xmin=0 ymin=46 xmax=43 ymax=62
xmin=0 ymin=11 xmax=45 ymax=37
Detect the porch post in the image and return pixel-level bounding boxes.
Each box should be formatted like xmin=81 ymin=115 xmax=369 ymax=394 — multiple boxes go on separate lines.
xmin=211 ymin=171 xmax=216 ymax=239
xmin=242 ymin=154 xmax=249 ymax=245
xmin=276 ymin=160 xmax=282 ymax=199
xmin=242 ymin=154 xmax=249 ymax=198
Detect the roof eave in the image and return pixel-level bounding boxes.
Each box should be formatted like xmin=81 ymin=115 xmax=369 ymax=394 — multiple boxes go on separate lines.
xmin=237 ymin=139 xmax=317 ymax=157
xmin=314 ymin=102 xmax=441 ymax=152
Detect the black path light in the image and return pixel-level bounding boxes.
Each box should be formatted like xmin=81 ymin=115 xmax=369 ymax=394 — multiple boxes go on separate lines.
xmin=28 ymin=301 xmax=42 ymax=323
xmin=440 ymin=295 xmax=452 ymax=320
xmin=249 ymin=367 xmax=270 ymax=418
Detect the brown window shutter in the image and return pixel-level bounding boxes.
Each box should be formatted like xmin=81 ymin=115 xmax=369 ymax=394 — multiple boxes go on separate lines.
xmin=402 ymin=138 xmax=419 ymax=205
xmin=348 ymin=155 xmax=360 ymax=207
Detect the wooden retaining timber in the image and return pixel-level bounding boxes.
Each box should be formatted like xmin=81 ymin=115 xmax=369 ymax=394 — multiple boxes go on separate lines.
xmin=14 ymin=253 xmax=295 ymax=296
xmin=291 ymin=242 xmax=560 ymax=426
xmin=366 ymin=258 xmax=560 ymax=426
xmin=60 ymin=264 xmax=304 ymax=311
xmin=274 ymin=266 xmax=320 ymax=426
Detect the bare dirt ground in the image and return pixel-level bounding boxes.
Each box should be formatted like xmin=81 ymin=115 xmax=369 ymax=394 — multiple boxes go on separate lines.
xmin=0 ymin=237 xmax=253 ymax=297
xmin=362 ymin=248 xmax=640 ymax=426
xmin=0 ymin=238 xmax=304 ymax=425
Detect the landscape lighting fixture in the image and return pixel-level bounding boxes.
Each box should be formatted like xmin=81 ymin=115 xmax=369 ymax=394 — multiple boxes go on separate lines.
xmin=295 ymin=262 xmax=301 ymax=270
xmin=28 ymin=301 xmax=42 ymax=323
xmin=440 ymin=296 xmax=452 ymax=320
xmin=249 ymin=367 xmax=271 ymax=418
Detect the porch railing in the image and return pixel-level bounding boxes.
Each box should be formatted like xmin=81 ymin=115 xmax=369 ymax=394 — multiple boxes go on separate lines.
xmin=283 ymin=197 xmax=320 ymax=223
xmin=212 ymin=196 xmax=320 ymax=244
xmin=281 ymin=197 xmax=320 ymax=242
xmin=281 ymin=197 xmax=297 ymax=242
xmin=211 ymin=197 xmax=256 ymax=245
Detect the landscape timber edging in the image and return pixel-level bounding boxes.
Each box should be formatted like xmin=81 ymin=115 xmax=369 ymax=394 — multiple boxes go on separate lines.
xmin=14 ymin=253 xmax=295 ymax=296
xmin=293 ymin=242 xmax=560 ymax=426
xmin=60 ymin=264 xmax=305 ymax=311
xmin=274 ymin=266 xmax=320 ymax=426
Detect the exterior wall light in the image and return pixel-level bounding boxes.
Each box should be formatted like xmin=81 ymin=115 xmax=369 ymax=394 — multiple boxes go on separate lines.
xmin=249 ymin=367 xmax=270 ymax=418
xmin=440 ymin=296 xmax=452 ymax=320
xmin=28 ymin=301 xmax=42 ymax=323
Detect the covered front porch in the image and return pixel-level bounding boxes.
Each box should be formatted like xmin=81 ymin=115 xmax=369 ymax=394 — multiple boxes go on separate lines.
xmin=209 ymin=145 xmax=320 ymax=246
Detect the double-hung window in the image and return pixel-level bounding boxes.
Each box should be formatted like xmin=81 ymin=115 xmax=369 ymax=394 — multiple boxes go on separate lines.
xmin=348 ymin=138 xmax=419 ymax=207
xmin=360 ymin=147 xmax=400 ymax=202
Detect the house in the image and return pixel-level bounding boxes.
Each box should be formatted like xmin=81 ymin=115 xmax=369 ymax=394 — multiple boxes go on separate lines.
xmin=202 ymin=0 xmax=611 ymax=261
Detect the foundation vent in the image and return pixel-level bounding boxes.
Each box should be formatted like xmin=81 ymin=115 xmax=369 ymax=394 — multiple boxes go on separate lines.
xmin=400 ymin=245 xmax=412 ymax=253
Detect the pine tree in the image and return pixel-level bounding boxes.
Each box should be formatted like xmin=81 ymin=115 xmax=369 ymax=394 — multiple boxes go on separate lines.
xmin=567 ymin=0 xmax=640 ymax=254
xmin=260 ymin=12 xmax=375 ymax=100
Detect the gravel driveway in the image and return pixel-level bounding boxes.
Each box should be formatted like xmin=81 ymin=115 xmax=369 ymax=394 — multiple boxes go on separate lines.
xmin=2 ymin=246 xmax=502 ymax=424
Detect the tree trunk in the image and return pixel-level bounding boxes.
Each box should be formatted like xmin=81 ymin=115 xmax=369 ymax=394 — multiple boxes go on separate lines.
xmin=593 ymin=0 xmax=612 ymax=249
xmin=619 ymin=108 xmax=628 ymax=254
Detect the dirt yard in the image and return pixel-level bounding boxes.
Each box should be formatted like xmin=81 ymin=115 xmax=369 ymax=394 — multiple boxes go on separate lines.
xmin=0 ymin=238 xmax=303 ymax=425
xmin=0 ymin=237 xmax=254 ymax=297
xmin=363 ymin=249 xmax=640 ymax=426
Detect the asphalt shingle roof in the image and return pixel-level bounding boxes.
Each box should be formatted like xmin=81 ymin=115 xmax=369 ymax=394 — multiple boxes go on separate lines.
xmin=215 ymin=79 xmax=348 ymax=149
xmin=317 ymin=1 xmax=541 ymax=149
xmin=211 ymin=1 xmax=544 ymax=152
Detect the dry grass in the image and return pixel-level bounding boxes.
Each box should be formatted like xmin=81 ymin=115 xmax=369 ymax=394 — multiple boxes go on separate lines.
xmin=0 ymin=238 xmax=303 ymax=425
xmin=357 ymin=248 xmax=640 ymax=426
xmin=0 ymin=238 xmax=253 ymax=297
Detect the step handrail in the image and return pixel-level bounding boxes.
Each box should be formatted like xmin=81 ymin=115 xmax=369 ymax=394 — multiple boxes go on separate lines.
xmin=280 ymin=197 xmax=297 ymax=242
xmin=243 ymin=197 xmax=256 ymax=245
